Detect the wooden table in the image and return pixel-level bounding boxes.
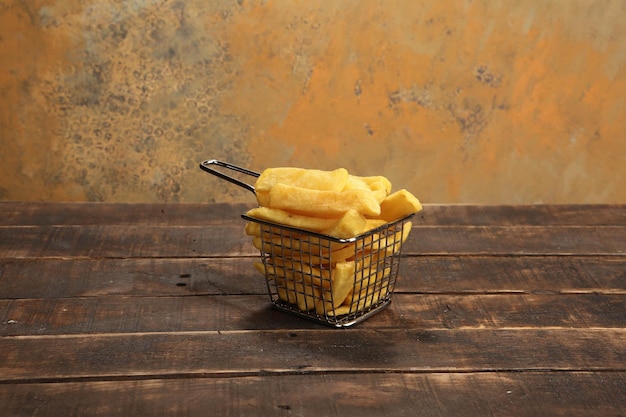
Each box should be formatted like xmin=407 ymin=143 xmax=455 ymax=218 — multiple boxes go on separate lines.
xmin=1 ymin=202 xmax=625 ymax=416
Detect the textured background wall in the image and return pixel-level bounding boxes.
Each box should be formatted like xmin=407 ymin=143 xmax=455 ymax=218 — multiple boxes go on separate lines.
xmin=1 ymin=0 xmax=625 ymax=204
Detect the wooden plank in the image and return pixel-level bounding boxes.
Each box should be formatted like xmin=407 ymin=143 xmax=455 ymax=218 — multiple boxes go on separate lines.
xmin=418 ymin=204 xmax=626 ymax=226
xmin=1 ymin=202 xmax=624 ymax=226
xmin=402 ymin=225 xmax=626 ymax=255
xmin=399 ymin=256 xmax=626 ymax=294
xmin=1 ymin=225 xmax=625 ymax=258
xmin=0 ymin=258 xmax=265 ymax=298
xmin=2 ymin=294 xmax=624 ymax=336
xmin=1 ymin=329 xmax=624 ymax=381
xmin=0 ymin=224 xmax=254 ymax=258
xmin=0 ymin=202 xmax=255 ymax=226
xmin=0 ymin=371 xmax=624 ymax=417
xmin=1 ymin=256 xmax=624 ymax=299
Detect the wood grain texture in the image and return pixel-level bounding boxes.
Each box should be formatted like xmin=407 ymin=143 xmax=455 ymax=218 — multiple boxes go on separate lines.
xmin=2 ymin=256 xmax=624 ymax=299
xmin=0 ymin=202 xmax=255 ymax=226
xmin=1 ymin=372 xmax=624 ymax=417
xmin=1 ymin=224 xmax=624 ymax=259
xmin=1 ymin=329 xmax=625 ymax=382
xmin=1 ymin=294 xmax=624 ymax=336
xmin=0 ymin=203 xmax=624 ymax=416
xmin=1 ymin=202 xmax=625 ymax=226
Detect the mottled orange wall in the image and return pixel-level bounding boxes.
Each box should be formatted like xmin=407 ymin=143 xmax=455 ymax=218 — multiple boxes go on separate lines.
xmin=1 ymin=0 xmax=625 ymax=203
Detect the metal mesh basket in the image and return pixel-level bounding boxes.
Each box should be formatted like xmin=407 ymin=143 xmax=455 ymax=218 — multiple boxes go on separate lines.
xmin=243 ymin=213 xmax=413 ymax=327
xmin=200 ymin=159 xmax=413 ymax=327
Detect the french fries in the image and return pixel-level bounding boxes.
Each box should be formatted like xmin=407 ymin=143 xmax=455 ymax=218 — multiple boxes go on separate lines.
xmin=249 ymin=167 xmax=421 ymax=236
xmin=267 ymin=183 xmax=381 ymax=218
xmin=244 ymin=166 xmax=423 ymax=319
xmin=376 ymin=189 xmax=423 ymax=223
xmin=255 ymin=167 xmax=348 ymax=207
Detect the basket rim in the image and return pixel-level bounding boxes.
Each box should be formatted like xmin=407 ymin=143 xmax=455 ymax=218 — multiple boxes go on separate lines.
xmin=240 ymin=211 xmax=416 ymax=243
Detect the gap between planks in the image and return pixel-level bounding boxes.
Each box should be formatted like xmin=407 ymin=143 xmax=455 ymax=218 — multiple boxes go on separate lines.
xmin=2 ymin=367 xmax=626 ymax=386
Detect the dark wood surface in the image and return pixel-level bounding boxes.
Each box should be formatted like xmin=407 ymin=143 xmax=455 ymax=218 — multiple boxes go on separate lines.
xmin=0 ymin=202 xmax=624 ymax=416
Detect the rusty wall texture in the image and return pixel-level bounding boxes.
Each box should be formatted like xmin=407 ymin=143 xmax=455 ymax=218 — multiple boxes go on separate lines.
xmin=1 ymin=0 xmax=625 ymax=204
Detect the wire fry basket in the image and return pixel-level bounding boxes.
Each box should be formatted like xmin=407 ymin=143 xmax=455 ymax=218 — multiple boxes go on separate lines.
xmin=200 ymin=159 xmax=414 ymax=327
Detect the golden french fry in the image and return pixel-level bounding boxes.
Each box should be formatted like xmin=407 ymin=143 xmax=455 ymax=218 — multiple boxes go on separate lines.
xmin=351 ymin=221 xmax=411 ymax=258
xmin=249 ymin=221 xmax=340 ymax=251
xmin=246 ymin=207 xmax=338 ymax=232
xmin=352 ymin=265 xmax=392 ymax=294
xmin=375 ymin=189 xmax=422 ymax=222
xmin=315 ymin=261 xmax=357 ymax=314
xmin=254 ymin=236 xmax=357 ymax=265
xmin=321 ymin=303 xmax=353 ymax=316
xmin=245 ymin=222 xmax=261 ymax=237
xmin=250 ymin=207 xmax=370 ymax=242
xmin=343 ymin=175 xmax=371 ymax=191
xmin=277 ymin=280 xmax=320 ymax=311
xmin=345 ymin=175 xmax=390 ymax=203
xmin=271 ymin=258 xmax=332 ymax=288
xmin=343 ymin=281 xmax=390 ymax=312
xmin=331 ymin=261 xmax=356 ymax=307
xmin=372 ymin=189 xmax=388 ymax=205
xmin=252 ymin=236 xmax=318 ymax=255
xmin=357 ymin=175 xmax=392 ymax=195
xmin=255 ymin=167 xmax=349 ymax=207
xmin=368 ymin=221 xmax=412 ymax=256
xmin=329 ymin=244 xmax=359 ymax=263
xmin=253 ymin=261 xmax=266 ymax=275
xmin=257 ymin=260 xmax=322 ymax=311
xmin=268 ymin=183 xmax=381 ymax=218
xmin=332 ymin=261 xmax=357 ymax=306
xmin=259 ymin=259 xmax=324 ymax=311
xmin=321 ymin=209 xmax=368 ymax=239
xmin=251 ymin=230 xmax=347 ymax=253
xmin=364 ymin=219 xmax=388 ymax=232
xmin=255 ymin=167 xmax=349 ymax=191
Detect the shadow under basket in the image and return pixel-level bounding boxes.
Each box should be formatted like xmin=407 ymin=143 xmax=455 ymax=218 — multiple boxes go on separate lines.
xmin=243 ymin=212 xmax=414 ymax=328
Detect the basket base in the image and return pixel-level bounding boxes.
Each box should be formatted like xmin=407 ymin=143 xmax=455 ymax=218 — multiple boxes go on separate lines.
xmin=271 ymin=299 xmax=392 ymax=328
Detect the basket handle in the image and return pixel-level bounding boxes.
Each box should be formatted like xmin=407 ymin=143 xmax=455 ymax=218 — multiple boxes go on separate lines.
xmin=199 ymin=159 xmax=260 ymax=194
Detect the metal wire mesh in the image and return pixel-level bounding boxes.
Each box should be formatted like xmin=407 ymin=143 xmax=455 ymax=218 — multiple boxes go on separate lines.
xmin=242 ymin=213 xmax=414 ymax=327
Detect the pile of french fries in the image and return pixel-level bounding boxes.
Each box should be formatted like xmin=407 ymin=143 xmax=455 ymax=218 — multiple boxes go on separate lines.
xmin=244 ymin=166 xmax=422 ymax=318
